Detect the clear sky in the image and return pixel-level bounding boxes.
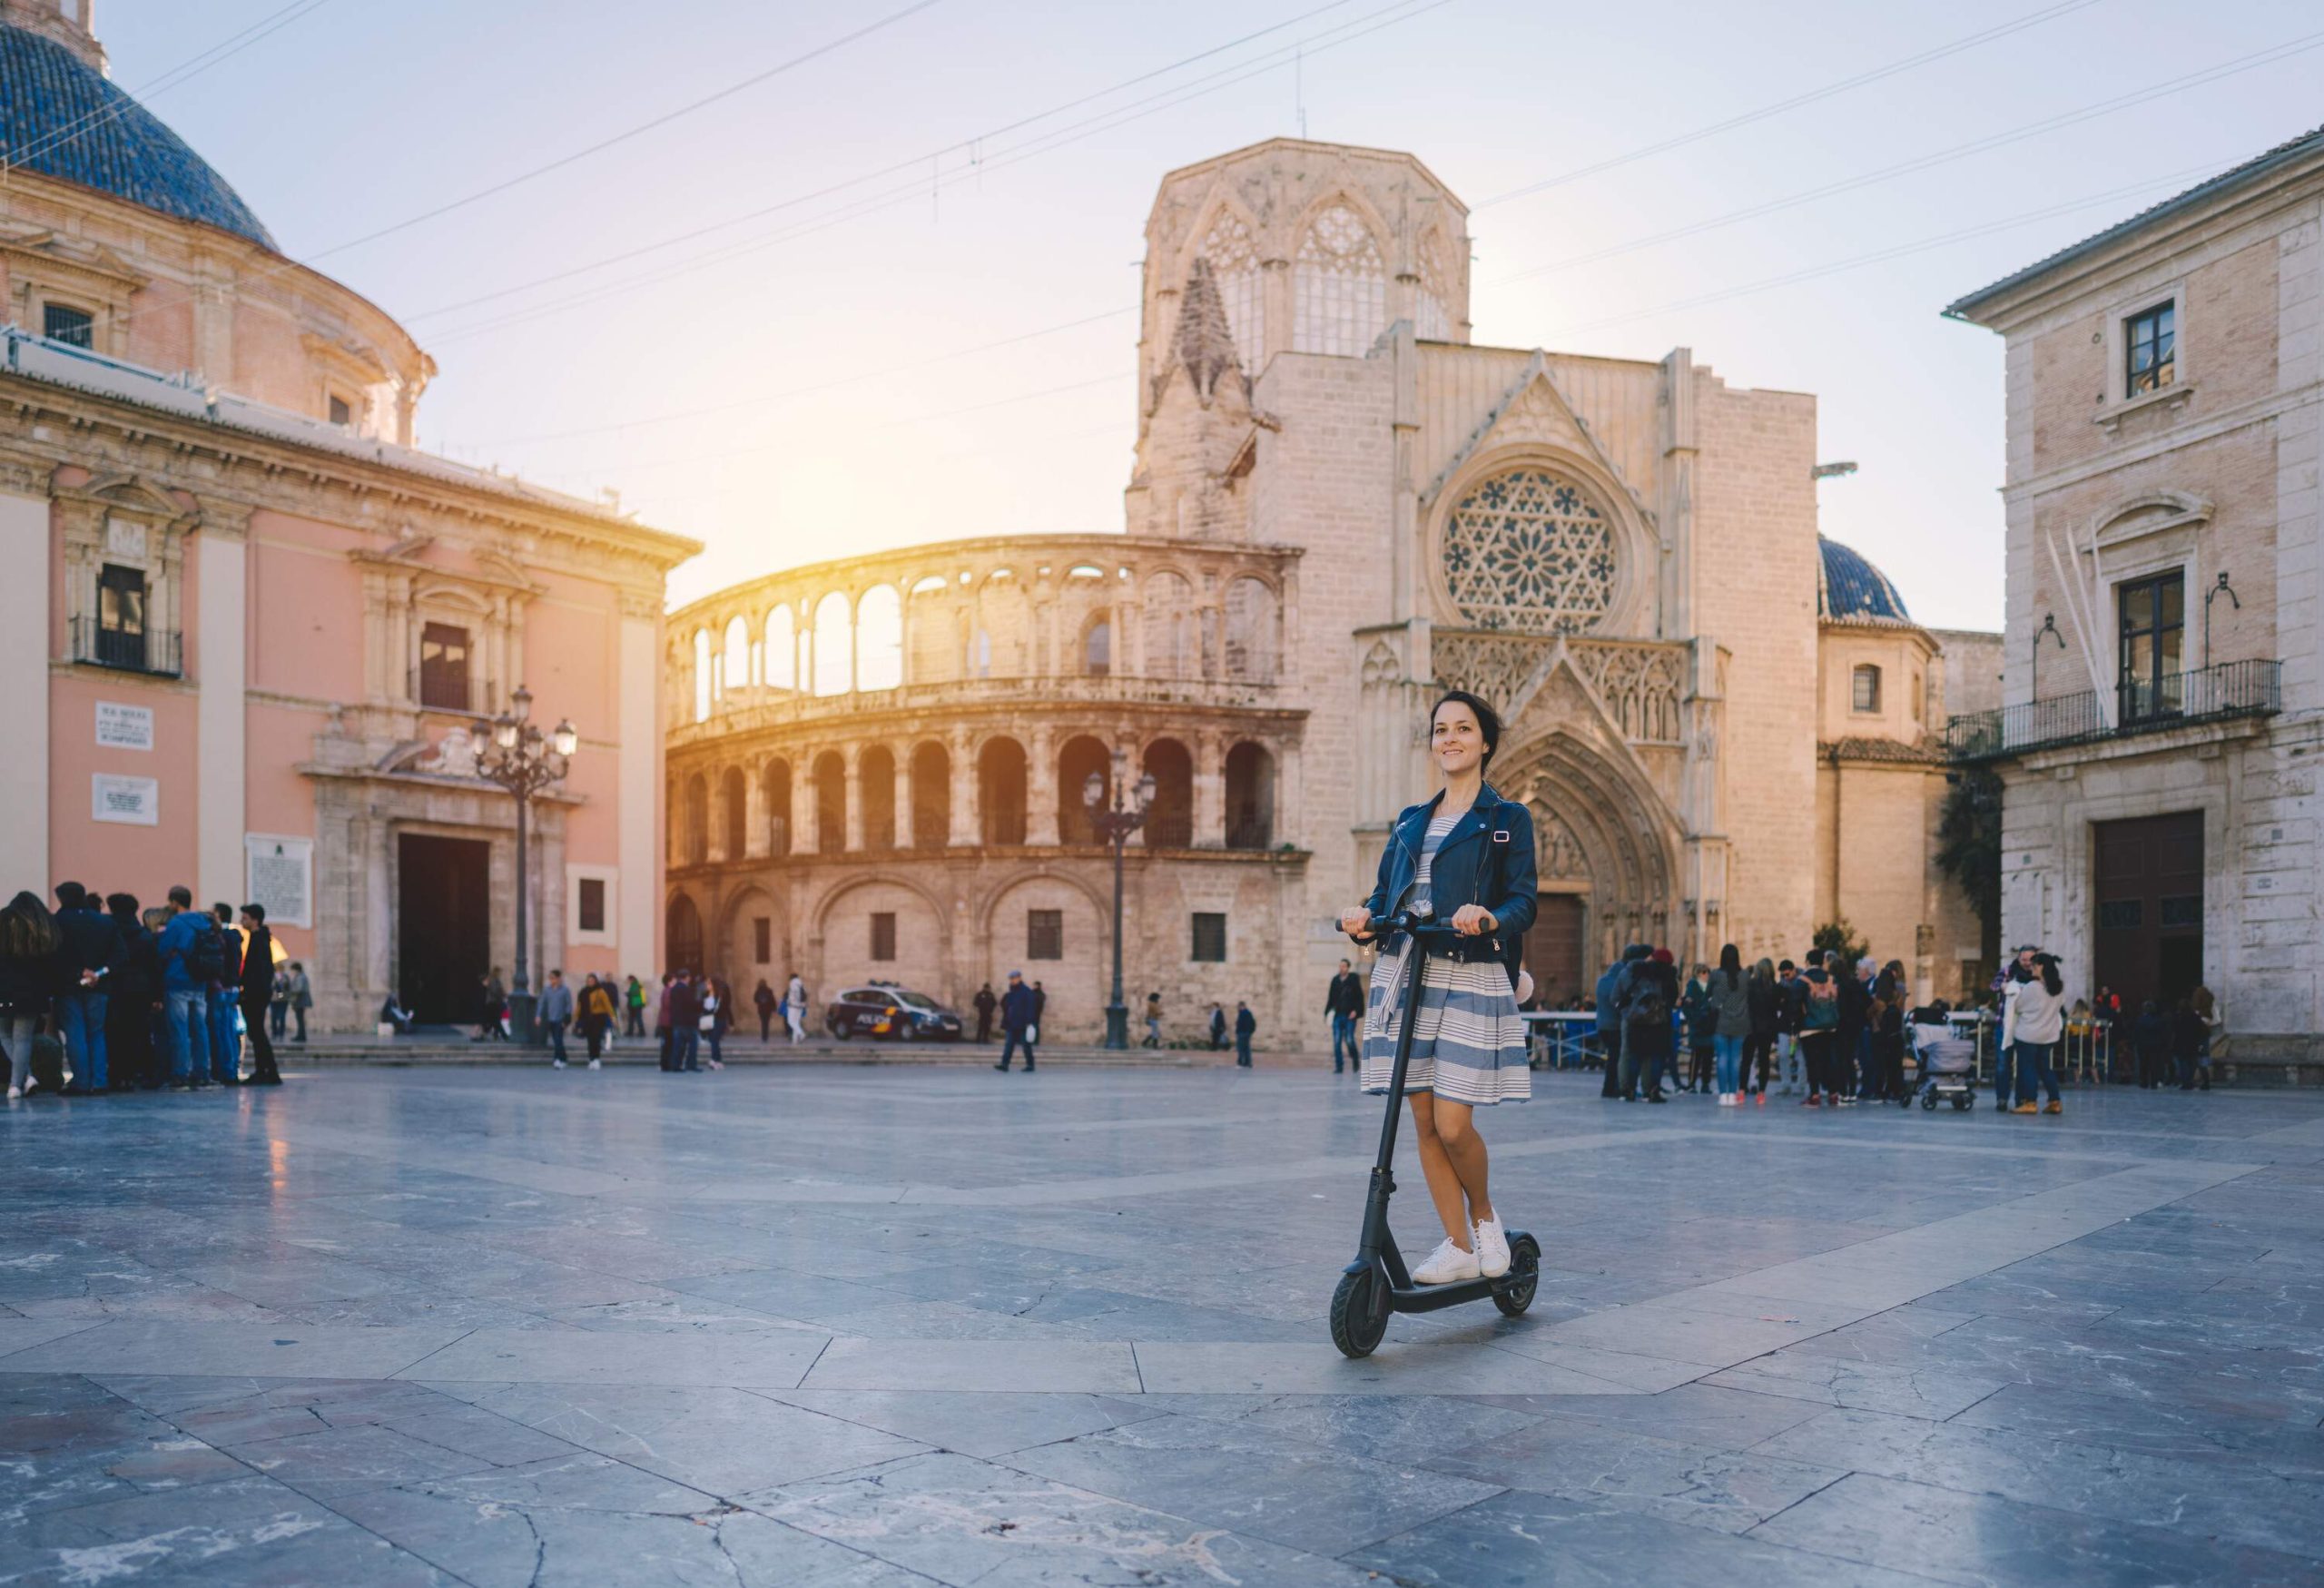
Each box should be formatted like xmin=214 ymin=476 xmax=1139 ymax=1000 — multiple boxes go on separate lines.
xmin=100 ymin=0 xmax=2321 ymax=629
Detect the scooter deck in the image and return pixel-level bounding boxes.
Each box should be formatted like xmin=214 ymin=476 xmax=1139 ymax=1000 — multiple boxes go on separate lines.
xmin=1380 ymin=1228 xmax=1534 ymax=1313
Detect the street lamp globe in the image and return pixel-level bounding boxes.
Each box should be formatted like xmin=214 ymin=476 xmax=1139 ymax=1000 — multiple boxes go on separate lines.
xmin=1083 ymin=771 xmax=1106 ymax=811
xmin=491 ymin=714 xmax=519 ymax=750
xmin=552 ymin=719 xmax=579 ymax=757
xmin=1135 ymin=772 xmax=1157 ymax=811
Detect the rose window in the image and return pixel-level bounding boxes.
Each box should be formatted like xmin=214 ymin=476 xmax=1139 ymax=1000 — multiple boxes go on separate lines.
xmin=1443 ymin=467 xmax=1618 ymax=632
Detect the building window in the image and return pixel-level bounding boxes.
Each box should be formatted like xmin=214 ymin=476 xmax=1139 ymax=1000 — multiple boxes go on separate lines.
xmin=2126 ymin=302 xmax=2175 ymax=397
xmin=1851 ymin=664 xmax=1882 ymax=714
xmin=2117 ymin=570 xmax=2184 ymax=721
xmin=328 ymin=394 xmax=354 ymax=429
xmin=43 ymin=302 xmax=94 ymax=349
xmin=1084 ymin=617 xmax=1110 ymax=677
xmin=1293 ymin=202 xmax=1388 ymax=356
xmin=1027 ymin=909 xmax=1063 ymax=961
xmin=1191 ymin=912 xmax=1227 ymax=962
xmin=577 ymin=878 xmax=606 ymax=932
xmin=95 ymin=562 xmax=146 ymax=670
xmin=419 ymin=621 xmax=472 ymax=710
xmin=871 ymin=912 xmax=896 ymax=962
xmin=753 ymin=916 xmax=772 ymax=964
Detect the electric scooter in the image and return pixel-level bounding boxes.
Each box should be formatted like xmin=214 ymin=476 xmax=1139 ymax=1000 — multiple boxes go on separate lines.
xmin=1330 ymin=902 xmax=1541 ymax=1358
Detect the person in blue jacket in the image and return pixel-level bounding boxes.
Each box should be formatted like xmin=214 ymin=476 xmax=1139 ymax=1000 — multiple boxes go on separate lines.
xmin=994 ymin=971 xmax=1039 ymax=1073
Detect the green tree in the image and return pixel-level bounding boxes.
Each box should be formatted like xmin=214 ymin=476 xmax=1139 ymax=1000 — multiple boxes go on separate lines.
xmin=1935 ymin=768 xmax=2003 ymax=959
xmin=1812 ymin=919 xmax=1868 ymax=970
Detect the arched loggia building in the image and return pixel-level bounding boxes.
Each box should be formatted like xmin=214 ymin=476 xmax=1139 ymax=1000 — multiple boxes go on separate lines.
xmin=669 ymin=138 xmax=1993 ymax=1041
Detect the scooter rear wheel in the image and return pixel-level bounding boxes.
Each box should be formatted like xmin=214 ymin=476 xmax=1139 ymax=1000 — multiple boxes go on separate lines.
xmin=1330 ymin=1268 xmax=1389 ymax=1358
xmin=1492 ymin=1235 xmax=1541 ymax=1317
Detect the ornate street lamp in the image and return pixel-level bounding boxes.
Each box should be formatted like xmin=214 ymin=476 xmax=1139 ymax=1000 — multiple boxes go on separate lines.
xmin=1083 ymin=746 xmax=1158 ymax=1050
xmin=479 ymin=684 xmax=577 ymax=1043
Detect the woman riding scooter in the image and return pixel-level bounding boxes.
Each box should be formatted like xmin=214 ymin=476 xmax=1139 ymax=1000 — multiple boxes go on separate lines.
xmin=1340 ymin=691 xmax=1537 ymax=1286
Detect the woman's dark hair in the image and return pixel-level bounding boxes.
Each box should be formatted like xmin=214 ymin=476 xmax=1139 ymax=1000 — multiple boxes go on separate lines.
xmin=1718 ymin=942 xmax=1742 ymax=990
xmin=1430 ymin=690 xmax=1502 ymax=772
xmin=2037 ymin=954 xmax=2063 ymax=997
xmin=0 ymin=890 xmax=60 ymax=960
xmin=106 ymin=892 xmax=140 ymax=923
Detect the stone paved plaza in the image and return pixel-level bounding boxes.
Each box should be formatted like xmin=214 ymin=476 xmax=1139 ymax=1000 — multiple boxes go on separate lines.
xmin=3 ymin=1066 xmax=2322 ymax=1585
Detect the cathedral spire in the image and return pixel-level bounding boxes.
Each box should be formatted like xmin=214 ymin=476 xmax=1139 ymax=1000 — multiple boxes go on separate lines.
xmin=1170 ymin=257 xmax=1243 ymax=407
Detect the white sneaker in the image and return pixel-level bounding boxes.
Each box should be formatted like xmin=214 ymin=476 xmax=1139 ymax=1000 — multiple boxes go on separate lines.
xmin=554 ymin=1060 xmax=567 ymax=1070
xmin=5 ymin=1084 xmax=19 ymax=1100
xmin=1413 ymin=1238 xmax=1482 ymax=1285
xmin=588 ymin=1059 xmax=601 ymax=1070
xmin=1474 ymin=1216 xmax=1512 ymax=1278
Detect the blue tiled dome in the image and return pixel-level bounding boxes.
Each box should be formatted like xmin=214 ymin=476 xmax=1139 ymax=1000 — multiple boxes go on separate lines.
xmin=1817 ymin=537 xmax=1913 ymax=623
xmin=0 ymin=25 xmax=275 ymax=251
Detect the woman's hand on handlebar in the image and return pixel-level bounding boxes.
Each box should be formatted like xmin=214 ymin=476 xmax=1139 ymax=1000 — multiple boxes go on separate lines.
xmin=1339 ymin=906 xmax=1374 ymax=942
xmin=1451 ymin=903 xmax=1499 ymax=937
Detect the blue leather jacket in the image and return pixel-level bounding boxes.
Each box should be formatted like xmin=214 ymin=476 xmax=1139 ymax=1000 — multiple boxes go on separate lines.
xmin=1358 ymin=784 xmax=1538 ymax=970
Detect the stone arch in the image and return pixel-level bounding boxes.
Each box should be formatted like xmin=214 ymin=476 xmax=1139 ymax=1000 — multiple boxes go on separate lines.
xmin=1225 ymin=741 xmax=1275 ymax=850
xmin=1292 ymin=192 xmax=1392 ymax=357
xmin=1142 ymin=736 xmax=1194 ymax=847
xmin=977 ymin=735 xmax=1028 ymax=846
xmin=722 ymin=616 xmax=749 ymax=698
xmin=978 ymin=869 xmax=1110 ymax=1033
xmin=812 ymin=591 xmax=852 ymax=695
xmin=1497 ymin=726 xmax=1682 ymax=970
xmin=1080 ymin=611 xmax=1112 ymax=677
xmin=812 ymin=872 xmax=952 ymax=1005
xmin=1428 ymin=444 xmax=1652 ymax=638
xmin=666 ymin=892 xmax=704 ymax=976
xmin=715 ymin=883 xmax=782 ymax=981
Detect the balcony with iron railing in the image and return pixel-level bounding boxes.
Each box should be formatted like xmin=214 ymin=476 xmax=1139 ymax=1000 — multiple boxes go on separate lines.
xmin=68 ymin=616 xmax=182 ymax=677
xmin=1945 ymin=659 xmax=2280 ymax=762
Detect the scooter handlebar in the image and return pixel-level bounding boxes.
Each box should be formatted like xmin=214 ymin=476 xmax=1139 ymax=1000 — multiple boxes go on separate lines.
xmin=1347 ymin=907 xmax=1462 ymax=942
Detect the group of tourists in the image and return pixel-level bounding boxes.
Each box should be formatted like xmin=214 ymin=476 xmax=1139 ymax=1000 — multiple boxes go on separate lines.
xmin=1579 ymin=934 xmax=2224 ymax=1112
xmin=0 ymin=882 xmax=300 ymax=1098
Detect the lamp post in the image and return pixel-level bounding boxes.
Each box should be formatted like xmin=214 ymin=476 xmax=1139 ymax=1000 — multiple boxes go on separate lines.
xmin=1083 ymin=746 xmax=1157 ymax=1050
xmin=2203 ymin=570 xmax=2239 ymax=670
xmin=480 ymin=685 xmax=577 ymax=1044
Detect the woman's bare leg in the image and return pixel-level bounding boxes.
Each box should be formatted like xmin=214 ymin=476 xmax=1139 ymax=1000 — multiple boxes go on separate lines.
xmin=1430 ymin=1097 xmax=1496 ymax=1227
xmin=1408 ymin=1093 xmax=1476 ymax=1249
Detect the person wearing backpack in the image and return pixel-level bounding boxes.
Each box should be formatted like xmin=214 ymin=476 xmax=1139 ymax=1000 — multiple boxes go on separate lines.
xmin=154 ymin=886 xmax=212 ymax=1089
xmin=1710 ymin=944 xmax=1753 ymax=1105
xmin=1620 ymin=949 xmax=1679 ymax=1103
xmin=1596 ymin=943 xmax=1649 ymax=1099
xmin=1796 ymin=949 xmax=1840 ymax=1105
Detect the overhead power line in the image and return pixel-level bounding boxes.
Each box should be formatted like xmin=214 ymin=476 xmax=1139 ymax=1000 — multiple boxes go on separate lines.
xmin=1494 ymin=26 xmax=2324 ymax=287
xmin=1472 ymin=0 xmax=2110 ymax=209
xmin=413 ymin=0 xmax=1451 ymax=345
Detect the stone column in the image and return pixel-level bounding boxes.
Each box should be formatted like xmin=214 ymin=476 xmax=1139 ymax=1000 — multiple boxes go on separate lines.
xmin=0 ymin=464 xmax=48 ymax=888
xmin=194 ymin=500 xmax=251 ymax=910
xmin=842 ymin=753 xmax=864 ymax=853
xmin=949 ymin=729 xmax=977 ymax=847
xmin=1194 ymin=729 xmax=1225 ymax=849
xmin=1028 ymin=725 xmax=1059 ymax=846
xmin=743 ymin=764 xmax=768 ymax=859
xmin=892 ymin=748 xmax=912 ymax=851
xmin=706 ymin=771 xmax=730 ymax=863
xmin=793 ymin=751 xmax=819 ymax=856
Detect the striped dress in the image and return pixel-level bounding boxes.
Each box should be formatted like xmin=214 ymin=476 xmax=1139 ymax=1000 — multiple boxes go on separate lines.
xmin=1360 ymin=810 xmax=1531 ymax=1106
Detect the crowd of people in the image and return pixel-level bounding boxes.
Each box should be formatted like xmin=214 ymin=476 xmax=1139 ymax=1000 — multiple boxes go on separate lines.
xmin=1567 ymin=937 xmax=2224 ymax=1111
xmin=0 ymin=883 xmax=295 ymax=1098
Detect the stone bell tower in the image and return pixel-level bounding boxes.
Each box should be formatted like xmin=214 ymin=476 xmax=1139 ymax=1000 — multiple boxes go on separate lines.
xmin=3 ymin=1 xmax=103 ymax=70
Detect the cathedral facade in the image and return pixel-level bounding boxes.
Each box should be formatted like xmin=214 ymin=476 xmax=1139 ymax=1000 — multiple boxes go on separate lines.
xmin=666 ymin=139 xmax=1989 ymax=1044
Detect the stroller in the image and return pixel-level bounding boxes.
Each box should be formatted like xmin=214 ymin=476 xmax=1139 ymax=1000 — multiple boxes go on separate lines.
xmin=1910 ymin=1004 xmax=1976 ymax=1110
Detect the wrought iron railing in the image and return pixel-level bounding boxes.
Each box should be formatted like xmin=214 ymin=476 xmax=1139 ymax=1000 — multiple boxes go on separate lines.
xmin=69 ymin=616 xmax=181 ymax=676
xmin=1946 ymin=659 xmax=2280 ymax=762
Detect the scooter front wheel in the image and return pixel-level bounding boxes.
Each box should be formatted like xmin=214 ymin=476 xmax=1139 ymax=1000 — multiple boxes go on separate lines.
xmin=1492 ymin=1234 xmax=1541 ymax=1317
xmin=1330 ymin=1268 xmax=1389 ymax=1358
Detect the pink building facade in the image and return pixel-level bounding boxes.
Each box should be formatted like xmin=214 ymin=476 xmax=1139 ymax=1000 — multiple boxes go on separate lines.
xmin=0 ymin=5 xmax=695 ymax=1030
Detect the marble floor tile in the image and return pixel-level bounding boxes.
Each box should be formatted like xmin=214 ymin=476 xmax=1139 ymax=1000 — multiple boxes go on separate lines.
xmin=803 ymin=1337 xmax=1140 ymax=1394
xmin=767 ymin=1387 xmax=1157 ymax=1457
xmin=392 ymin=1326 xmax=830 ymax=1388
xmin=1749 ymin=1469 xmax=2323 ymax=1586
